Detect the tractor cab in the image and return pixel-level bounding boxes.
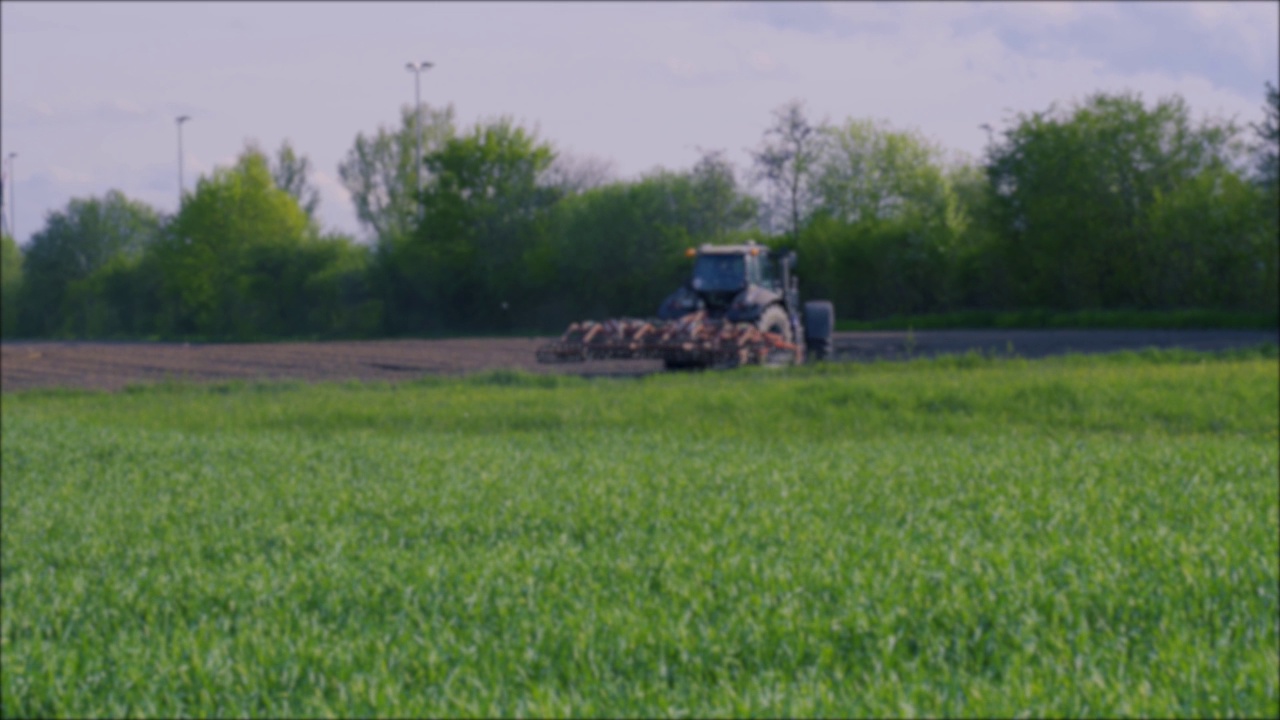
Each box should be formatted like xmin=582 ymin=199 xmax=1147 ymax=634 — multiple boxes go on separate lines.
xmin=659 ymin=241 xmax=799 ymax=325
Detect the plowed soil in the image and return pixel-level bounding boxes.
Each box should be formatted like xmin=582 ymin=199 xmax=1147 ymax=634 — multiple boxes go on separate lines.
xmin=2 ymin=330 xmax=1275 ymax=393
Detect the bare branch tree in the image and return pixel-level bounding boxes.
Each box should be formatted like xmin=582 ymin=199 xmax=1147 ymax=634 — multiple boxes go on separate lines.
xmin=541 ymin=150 xmax=617 ymax=196
xmin=750 ymin=100 xmax=827 ymax=239
xmin=271 ymin=140 xmax=321 ymax=221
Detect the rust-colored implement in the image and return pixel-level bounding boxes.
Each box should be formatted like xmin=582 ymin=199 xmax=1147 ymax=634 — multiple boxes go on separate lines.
xmin=536 ymin=311 xmax=800 ymax=367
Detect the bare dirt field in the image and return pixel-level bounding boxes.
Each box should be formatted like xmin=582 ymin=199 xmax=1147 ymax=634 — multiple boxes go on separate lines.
xmin=2 ymin=329 xmax=1275 ymax=393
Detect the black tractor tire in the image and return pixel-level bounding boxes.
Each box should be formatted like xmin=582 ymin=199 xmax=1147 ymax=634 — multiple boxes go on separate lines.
xmin=757 ymin=305 xmax=798 ymax=366
xmin=803 ymin=300 xmax=835 ymax=362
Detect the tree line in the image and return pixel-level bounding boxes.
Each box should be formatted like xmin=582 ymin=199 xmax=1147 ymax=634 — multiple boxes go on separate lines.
xmin=2 ymin=85 xmax=1276 ymax=340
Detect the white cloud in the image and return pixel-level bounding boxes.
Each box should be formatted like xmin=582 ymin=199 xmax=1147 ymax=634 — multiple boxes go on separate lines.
xmin=49 ymin=166 xmax=92 ymax=184
xmin=748 ymin=51 xmax=777 ymax=73
xmin=311 ymin=169 xmax=361 ymax=239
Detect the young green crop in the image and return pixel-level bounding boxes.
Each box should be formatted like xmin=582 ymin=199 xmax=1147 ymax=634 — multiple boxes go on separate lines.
xmin=3 ymin=349 xmax=1277 ymax=717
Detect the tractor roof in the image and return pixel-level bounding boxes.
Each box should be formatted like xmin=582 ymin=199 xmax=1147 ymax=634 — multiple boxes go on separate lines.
xmin=696 ymin=241 xmax=773 ymax=256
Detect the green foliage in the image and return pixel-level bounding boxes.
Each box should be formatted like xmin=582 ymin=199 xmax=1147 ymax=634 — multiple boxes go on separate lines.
xmin=422 ymin=118 xmax=558 ymax=330
xmin=815 ymin=120 xmax=955 ymax=227
xmin=535 ymin=176 xmax=688 ymax=325
xmin=532 ymin=163 xmax=760 ymax=329
xmin=373 ymin=117 xmax=559 ymax=335
xmin=942 ymin=162 xmax=1011 ymax=309
xmin=799 ymin=120 xmax=974 ymax=318
xmin=16 ymin=190 xmax=161 ymax=336
xmin=153 ymin=148 xmax=313 ymax=337
xmin=687 ymin=149 xmax=759 ymax=242
xmin=3 ymin=355 xmax=1277 ymax=716
xmin=984 ymin=91 xmax=1269 ymax=312
xmin=269 ymin=139 xmax=321 ymax=220
xmin=1 ymin=232 xmax=21 ymax=338
xmin=63 ymin=250 xmax=166 ymax=338
xmin=338 ymin=104 xmax=456 ymax=244
xmin=9 ymin=89 xmax=1278 ymax=340
xmin=1254 ymin=81 xmax=1279 ymax=188
xmin=1143 ymin=165 xmax=1279 ymax=311
xmin=299 ymin=234 xmax=381 ymax=337
xmin=148 ymin=146 xmax=372 ymax=340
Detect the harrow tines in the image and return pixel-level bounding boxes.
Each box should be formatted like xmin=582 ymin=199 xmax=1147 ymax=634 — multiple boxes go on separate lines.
xmin=536 ymin=311 xmax=800 ymax=367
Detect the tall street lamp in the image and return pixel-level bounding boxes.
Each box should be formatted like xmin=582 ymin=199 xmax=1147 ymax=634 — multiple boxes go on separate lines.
xmin=175 ymin=115 xmax=191 ymax=206
xmin=405 ymin=61 xmax=433 ymax=211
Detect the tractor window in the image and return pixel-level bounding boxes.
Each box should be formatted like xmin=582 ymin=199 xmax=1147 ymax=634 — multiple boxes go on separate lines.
xmin=691 ymin=254 xmax=746 ymax=292
xmin=759 ymin=256 xmax=780 ymax=290
xmin=744 ymin=254 xmax=764 ymax=286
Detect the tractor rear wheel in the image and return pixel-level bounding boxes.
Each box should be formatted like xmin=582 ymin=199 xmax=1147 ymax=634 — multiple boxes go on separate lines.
xmin=803 ymin=301 xmax=835 ymax=361
xmin=757 ymin=305 xmax=798 ymax=366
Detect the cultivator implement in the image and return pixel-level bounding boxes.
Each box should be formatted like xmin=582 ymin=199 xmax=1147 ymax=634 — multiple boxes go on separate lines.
xmin=536 ymin=311 xmax=801 ymax=367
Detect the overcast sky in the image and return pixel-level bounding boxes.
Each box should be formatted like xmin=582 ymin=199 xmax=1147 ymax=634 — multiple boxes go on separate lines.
xmin=2 ymin=1 xmax=1276 ymax=245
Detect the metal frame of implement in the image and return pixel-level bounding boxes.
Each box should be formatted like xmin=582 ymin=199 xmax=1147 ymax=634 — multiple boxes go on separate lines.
xmin=535 ymin=311 xmax=800 ymax=367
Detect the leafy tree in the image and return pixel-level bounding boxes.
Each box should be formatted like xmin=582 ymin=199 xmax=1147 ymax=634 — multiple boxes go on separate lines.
xmin=17 ymin=190 xmax=161 ymax=336
xmin=815 ymin=120 xmax=960 ymax=226
xmin=152 ymin=146 xmax=317 ymax=338
xmin=64 ymin=250 xmax=165 ymax=338
xmin=751 ymin=100 xmax=826 ymax=240
xmin=1 ymin=233 xmax=21 ymax=337
xmin=297 ymin=233 xmax=380 ymax=337
xmin=688 ymin=149 xmax=758 ymax=242
xmin=984 ymin=91 xmax=1247 ymax=310
xmin=1253 ymin=81 xmax=1279 ymax=189
xmin=338 ymin=104 xmax=456 ymax=245
xmin=1144 ymin=165 xmax=1278 ymax=311
xmin=532 ymin=162 xmax=763 ymax=328
xmin=943 ymin=161 xmax=1011 ymax=310
xmin=796 ymin=119 xmax=972 ymax=317
xmin=270 ymin=140 xmax=321 ymax=220
xmin=534 ymin=175 xmax=694 ymax=325
xmin=386 ymin=117 xmax=559 ymax=333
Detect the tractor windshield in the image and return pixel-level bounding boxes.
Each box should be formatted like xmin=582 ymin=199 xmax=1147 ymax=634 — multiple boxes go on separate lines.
xmin=691 ymin=254 xmax=746 ymax=292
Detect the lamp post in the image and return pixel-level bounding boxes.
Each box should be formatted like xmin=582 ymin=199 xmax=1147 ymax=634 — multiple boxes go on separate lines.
xmin=405 ymin=61 xmax=433 ymax=211
xmin=175 ymin=115 xmax=190 ymax=206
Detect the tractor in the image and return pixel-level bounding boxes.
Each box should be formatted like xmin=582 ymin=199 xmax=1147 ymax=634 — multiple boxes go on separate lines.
xmin=536 ymin=241 xmax=835 ymax=369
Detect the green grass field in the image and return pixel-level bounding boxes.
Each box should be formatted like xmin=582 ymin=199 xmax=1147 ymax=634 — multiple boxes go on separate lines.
xmin=835 ymin=308 xmax=1280 ymax=331
xmin=3 ymin=348 xmax=1277 ymax=718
